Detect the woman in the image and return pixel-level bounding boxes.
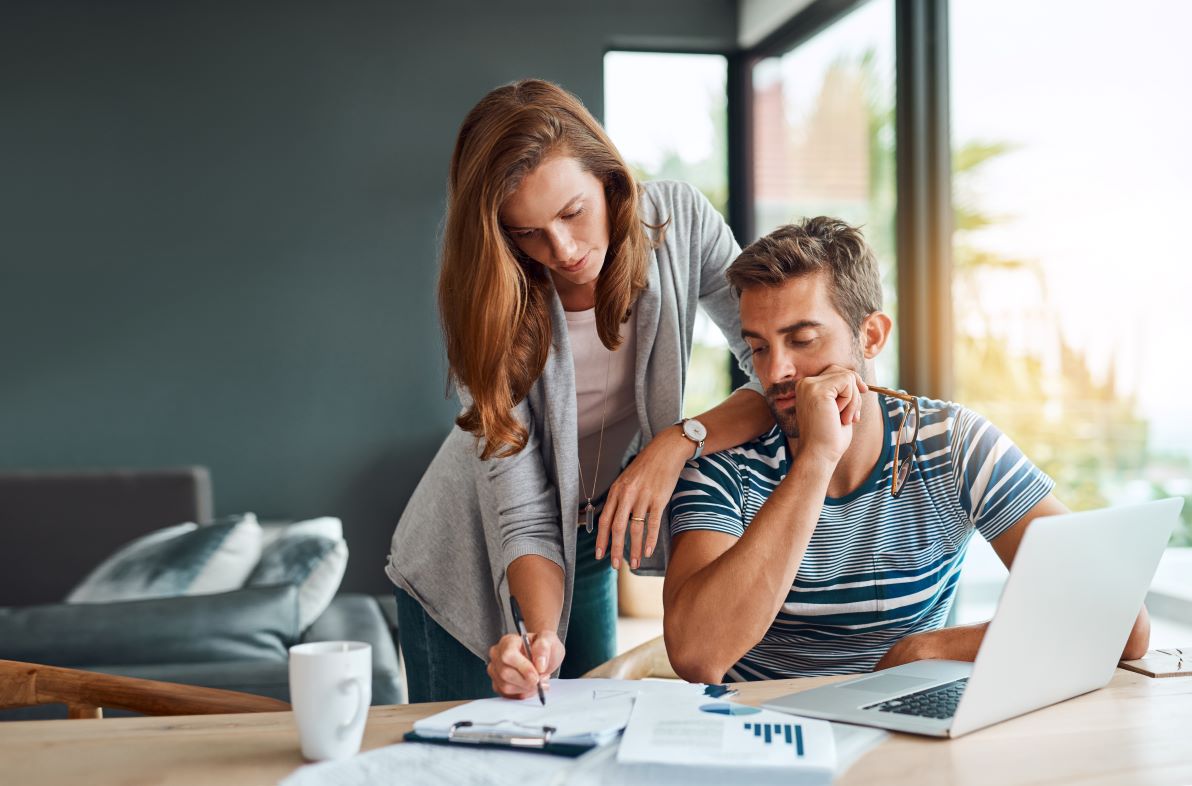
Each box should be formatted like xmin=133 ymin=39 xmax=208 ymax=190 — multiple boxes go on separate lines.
xmin=386 ymin=79 xmax=770 ymax=702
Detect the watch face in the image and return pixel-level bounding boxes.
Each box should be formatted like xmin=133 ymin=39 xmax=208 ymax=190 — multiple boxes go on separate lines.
xmin=684 ymin=419 xmax=707 ymax=442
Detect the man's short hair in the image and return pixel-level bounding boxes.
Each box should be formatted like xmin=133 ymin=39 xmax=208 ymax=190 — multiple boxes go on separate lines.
xmin=726 ymin=217 xmax=883 ymax=332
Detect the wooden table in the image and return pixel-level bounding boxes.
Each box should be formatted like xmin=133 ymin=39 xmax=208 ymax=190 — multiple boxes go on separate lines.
xmin=3 ymin=670 xmax=1190 ymax=785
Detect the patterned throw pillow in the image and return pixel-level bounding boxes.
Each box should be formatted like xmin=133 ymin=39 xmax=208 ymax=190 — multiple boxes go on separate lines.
xmin=66 ymin=514 xmax=263 ymax=603
xmin=259 ymin=515 xmax=343 ymax=549
xmin=247 ymin=519 xmax=348 ymax=630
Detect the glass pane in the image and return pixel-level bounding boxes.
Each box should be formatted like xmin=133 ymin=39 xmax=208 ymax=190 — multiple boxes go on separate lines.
xmin=951 ymin=0 xmax=1192 ymax=634
xmin=604 ymin=51 xmax=732 ymax=418
xmin=604 ymin=52 xmax=732 ymax=643
xmin=750 ymin=0 xmax=898 ymax=385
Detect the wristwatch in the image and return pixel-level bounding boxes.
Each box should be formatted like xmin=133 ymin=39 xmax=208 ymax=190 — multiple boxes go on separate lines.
xmin=675 ymin=418 xmax=707 ymax=460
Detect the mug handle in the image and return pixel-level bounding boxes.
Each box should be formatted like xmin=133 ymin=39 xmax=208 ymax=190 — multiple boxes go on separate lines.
xmin=336 ymin=677 xmax=366 ymax=740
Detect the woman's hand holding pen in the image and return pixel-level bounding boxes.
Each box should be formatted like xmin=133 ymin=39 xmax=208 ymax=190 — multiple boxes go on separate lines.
xmin=487 ymin=631 xmax=565 ymax=700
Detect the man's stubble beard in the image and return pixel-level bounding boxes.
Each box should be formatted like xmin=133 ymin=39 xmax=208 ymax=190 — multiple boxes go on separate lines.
xmin=767 ymin=386 xmax=800 ymax=439
xmin=765 ymin=338 xmax=869 ymax=440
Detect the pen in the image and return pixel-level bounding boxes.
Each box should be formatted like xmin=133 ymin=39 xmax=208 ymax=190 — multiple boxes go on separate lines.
xmin=509 ymin=595 xmax=546 ymax=706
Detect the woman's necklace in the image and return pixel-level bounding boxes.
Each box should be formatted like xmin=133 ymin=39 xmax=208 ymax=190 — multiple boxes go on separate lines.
xmin=577 ymin=343 xmax=614 ymax=534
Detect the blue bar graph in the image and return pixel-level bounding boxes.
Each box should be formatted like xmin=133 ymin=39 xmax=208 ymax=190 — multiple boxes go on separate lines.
xmin=742 ymin=722 xmax=805 ymax=756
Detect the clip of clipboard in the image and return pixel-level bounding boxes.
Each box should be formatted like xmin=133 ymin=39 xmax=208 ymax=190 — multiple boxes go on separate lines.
xmin=448 ymin=720 xmax=556 ymax=747
xmin=404 ymin=720 xmax=597 ymax=758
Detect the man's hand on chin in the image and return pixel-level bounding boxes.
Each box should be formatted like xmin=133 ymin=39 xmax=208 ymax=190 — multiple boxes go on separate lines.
xmin=790 ymin=365 xmax=868 ymax=465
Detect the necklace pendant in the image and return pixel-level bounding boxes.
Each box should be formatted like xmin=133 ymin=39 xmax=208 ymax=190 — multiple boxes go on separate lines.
xmin=584 ymin=501 xmax=595 ymax=534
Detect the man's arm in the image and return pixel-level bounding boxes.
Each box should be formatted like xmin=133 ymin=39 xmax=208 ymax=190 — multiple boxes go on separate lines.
xmin=663 ymin=454 xmax=835 ymax=683
xmin=876 ymin=493 xmax=1152 ymax=668
xmin=664 ymin=367 xmax=865 ymax=683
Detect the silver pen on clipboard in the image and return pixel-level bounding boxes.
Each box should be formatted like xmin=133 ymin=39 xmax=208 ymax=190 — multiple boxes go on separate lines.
xmin=509 ymin=595 xmax=546 ymax=706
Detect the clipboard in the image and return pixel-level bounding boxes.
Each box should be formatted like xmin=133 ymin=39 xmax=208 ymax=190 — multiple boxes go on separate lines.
xmin=403 ymin=720 xmax=599 ymax=758
xmin=404 ymin=679 xmax=734 ymax=759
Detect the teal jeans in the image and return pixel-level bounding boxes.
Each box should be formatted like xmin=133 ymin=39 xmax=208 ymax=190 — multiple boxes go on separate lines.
xmin=396 ymin=524 xmax=618 ymax=703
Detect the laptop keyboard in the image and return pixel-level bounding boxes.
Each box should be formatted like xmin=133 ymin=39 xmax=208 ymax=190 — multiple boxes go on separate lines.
xmin=865 ymin=677 xmax=969 ymax=720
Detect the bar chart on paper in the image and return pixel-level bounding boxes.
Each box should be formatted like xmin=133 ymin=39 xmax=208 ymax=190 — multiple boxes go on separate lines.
xmin=618 ymin=691 xmax=836 ymax=779
xmin=743 ymin=722 xmax=805 ymax=756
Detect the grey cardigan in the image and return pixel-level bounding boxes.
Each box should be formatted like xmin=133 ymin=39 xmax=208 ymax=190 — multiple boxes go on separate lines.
xmin=386 ymin=181 xmax=761 ymax=659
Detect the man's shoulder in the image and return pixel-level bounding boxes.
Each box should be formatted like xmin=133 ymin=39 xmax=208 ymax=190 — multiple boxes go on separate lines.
xmin=681 ymin=425 xmax=786 ymax=483
xmin=908 ymin=395 xmax=1003 ymax=440
xmin=909 ymin=394 xmax=964 ymax=419
xmin=671 ymin=425 xmax=784 ymax=534
xmin=898 ymin=394 xmax=978 ymax=440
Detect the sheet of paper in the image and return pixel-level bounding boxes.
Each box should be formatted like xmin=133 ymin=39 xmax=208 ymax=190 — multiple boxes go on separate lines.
xmin=413 ymin=678 xmax=697 ymax=744
xmin=1119 ymin=647 xmax=1192 ymax=678
xmin=617 ymin=691 xmax=836 ymax=777
xmin=566 ymin=720 xmax=882 ymax=786
xmin=278 ymin=742 xmax=573 ymax=786
xmin=829 ymin=722 xmax=888 ymax=774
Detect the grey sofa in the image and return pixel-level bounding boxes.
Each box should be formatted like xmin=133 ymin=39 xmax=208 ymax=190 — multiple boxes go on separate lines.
xmin=0 ymin=467 xmax=404 ymax=720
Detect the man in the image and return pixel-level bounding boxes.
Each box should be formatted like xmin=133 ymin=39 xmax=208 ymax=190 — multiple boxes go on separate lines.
xmin=663 ymin=217 xmax=1149 ymax=683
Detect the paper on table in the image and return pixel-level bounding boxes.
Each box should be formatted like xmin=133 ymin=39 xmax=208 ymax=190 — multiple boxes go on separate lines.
xmin=1119 ymin=647 xmax=1192 ymax=678
xmin=829 ymin=722 xmax=887 ymax=775
xmin=278 ymin=742 xmax=573 ymax=786
xmin=616 ymin=691 xmax=836 ymax=784
xmin=565 ymin=721 xmax=885 ymax=786
xmin=279 ymin=682 xmax=880 ymax=786
xmin=413 ymin=679 xmax=693 ymax=746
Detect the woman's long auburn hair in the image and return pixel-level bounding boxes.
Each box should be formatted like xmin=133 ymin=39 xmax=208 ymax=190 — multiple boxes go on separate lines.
xmin=440 ymin=79 xmax=655 ymax=460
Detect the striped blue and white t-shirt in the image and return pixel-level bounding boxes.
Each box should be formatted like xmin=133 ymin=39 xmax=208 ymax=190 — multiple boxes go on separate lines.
xmin=669 ymin=394 xmax=1055 ymax=681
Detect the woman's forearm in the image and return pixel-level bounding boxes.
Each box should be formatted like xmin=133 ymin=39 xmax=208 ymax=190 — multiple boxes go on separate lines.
xmin=658 ymin=388 xmax=771 ymax=459
xmin=506 ymin=554 xmax=565 ymax=634
xmin=597 ymin=388 xmax=772 ymax=569
xmin=695 ymin=387 xmax=772 ymax=454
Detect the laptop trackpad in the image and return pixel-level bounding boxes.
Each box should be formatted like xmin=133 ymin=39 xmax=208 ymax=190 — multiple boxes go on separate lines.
xmin=838 ymin=674 xmax=933 ymax=694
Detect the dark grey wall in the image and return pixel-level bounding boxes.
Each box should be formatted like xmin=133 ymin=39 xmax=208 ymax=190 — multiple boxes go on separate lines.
xmin=0 ymin=1 xmax=736 ymax=594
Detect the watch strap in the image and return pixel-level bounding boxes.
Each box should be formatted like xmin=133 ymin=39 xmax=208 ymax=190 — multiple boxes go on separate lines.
xmin=675 ymin=418 xmax=705 ymax=460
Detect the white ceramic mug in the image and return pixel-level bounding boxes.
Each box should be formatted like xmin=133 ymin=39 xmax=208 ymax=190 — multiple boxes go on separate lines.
xmin=289 ymin=641 xmax=372 ymax=761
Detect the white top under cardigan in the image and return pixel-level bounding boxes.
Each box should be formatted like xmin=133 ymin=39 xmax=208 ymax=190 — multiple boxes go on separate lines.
xmin=386 ymin=181 xmax=763 ymax=661
xmin=566 ymin=306 xmax=638 ymax=511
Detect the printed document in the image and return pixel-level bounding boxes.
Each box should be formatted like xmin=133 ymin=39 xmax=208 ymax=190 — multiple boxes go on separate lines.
xmin=616 ymin=690 xmax=837 ymax=785
xmin=413 ymin=678 xmax=693 ymax=747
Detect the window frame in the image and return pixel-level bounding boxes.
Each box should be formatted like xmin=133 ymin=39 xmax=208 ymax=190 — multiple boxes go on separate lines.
xmin=729 ymin=0 xmax=953 ymax=397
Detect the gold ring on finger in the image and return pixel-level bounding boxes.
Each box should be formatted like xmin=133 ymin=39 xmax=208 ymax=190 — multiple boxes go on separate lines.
xmin=630 ymin=516 xmax=646 ymax=522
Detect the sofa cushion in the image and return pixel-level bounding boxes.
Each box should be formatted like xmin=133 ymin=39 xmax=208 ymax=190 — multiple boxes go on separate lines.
xmin=259 ymin=516 xmax=343 ymax=549
xmin=0 ymin=584 xmax=300 ymax=666
xmin=66 ymin=513 xmax=263 ymax=603
xmin=247 ymin=529 xmax=347 ymax=630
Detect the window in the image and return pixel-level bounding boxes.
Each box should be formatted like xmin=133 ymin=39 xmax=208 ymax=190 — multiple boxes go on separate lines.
xmin=604 ymin=51 xmax=732 ymax=417
xmin=749 ymin=0 xmax=899 ymax=385
xmin=604 ymin=52 xmax=732 ymax=640
xmin=950 ymin=0 xmax=1192 ymax=637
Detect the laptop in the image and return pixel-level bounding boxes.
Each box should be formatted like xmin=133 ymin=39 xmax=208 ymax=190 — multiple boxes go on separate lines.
xmin=763 ymin=498 xmax=1182 ymax=738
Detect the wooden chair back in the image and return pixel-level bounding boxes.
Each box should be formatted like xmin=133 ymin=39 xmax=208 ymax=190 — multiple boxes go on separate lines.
xmin=581 ymin=635 xmax=679 ymax=680
xmin=0 ymin=659 xmax=290 ymax=719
